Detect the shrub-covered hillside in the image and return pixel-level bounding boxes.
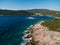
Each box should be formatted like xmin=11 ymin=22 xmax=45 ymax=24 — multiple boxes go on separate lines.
xmin=41 ymin=19 xmax=60 ymax=32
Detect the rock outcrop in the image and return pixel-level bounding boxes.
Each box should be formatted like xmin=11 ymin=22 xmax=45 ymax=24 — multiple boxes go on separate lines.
xmin=25 ymin=21 xmax=60 ymax=45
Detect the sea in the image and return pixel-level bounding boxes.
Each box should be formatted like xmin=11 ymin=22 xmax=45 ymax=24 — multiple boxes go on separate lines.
xmin=0 ymin=16 xmax=54 ymax=45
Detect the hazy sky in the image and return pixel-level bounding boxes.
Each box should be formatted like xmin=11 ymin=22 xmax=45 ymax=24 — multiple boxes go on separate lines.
xmin=0 ymin=0 xmax=60 ymax=10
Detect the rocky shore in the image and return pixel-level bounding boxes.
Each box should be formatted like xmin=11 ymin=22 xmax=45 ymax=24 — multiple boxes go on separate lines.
xmin=25 ymin=21 xmax=60 ymax=45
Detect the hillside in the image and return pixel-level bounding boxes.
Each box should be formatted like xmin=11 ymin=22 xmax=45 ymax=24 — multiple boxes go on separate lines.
xmin=0 ymin=9 xmax=60 ymax=17
xmin=0 ymin=9 xmax=33 ymax=16
xmin=27 ymin=9 xmax=60 ymax=17
xmin=41 ymin=19 xmax=60 ymax=32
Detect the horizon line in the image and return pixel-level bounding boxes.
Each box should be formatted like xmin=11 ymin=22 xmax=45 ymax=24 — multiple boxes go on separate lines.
xmin=0 ymin=8 xmax=60 ymax=11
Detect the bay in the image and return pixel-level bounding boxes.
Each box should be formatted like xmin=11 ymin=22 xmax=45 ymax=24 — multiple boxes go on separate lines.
xmin=0 ymin=16 xmax=54 ymax=45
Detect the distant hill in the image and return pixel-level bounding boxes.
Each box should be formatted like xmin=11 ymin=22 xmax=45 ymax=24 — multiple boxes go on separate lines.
xmin=0 ymin=9 xmax=33 ymax=16
xmin=26 ymin=9 xmax=60 ymax=17
xmin=0 ymin=9 xmax=60 ymax=17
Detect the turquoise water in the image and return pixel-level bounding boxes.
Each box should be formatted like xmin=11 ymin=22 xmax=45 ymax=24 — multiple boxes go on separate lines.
xmin=0 ymin=16 xmax=54 ymax=45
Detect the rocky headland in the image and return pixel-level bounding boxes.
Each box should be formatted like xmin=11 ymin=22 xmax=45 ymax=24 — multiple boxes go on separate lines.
xmin=25 ymin=21 xmax=60 ymax=45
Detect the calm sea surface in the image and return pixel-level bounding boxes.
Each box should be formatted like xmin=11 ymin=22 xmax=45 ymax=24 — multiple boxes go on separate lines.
xmin=0 ymin=16 xmax=54 ymax=45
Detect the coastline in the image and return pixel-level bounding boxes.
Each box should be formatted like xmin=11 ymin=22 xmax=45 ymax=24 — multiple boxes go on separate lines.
xmin=24 ymin=21 xmax=60 ymax=45
xmin=22 ymin=21 xmax=44 ymax=45
xmin=21 ymin=25 xmax=33 ymax=45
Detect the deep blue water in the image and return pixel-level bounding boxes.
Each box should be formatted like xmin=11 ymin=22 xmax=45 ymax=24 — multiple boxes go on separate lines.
xmin=0 ymin=16 xmax=54 ymax=45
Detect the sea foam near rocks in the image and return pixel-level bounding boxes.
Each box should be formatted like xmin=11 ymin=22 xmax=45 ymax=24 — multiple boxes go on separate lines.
xmin=21 ymin=25 xmax=33 ymax=45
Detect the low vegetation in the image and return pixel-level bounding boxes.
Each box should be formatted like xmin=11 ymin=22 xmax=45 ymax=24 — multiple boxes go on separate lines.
xmin=41 ymin=19 xmax=60 ymax=32
xmin=27 ymin=9 xmax=60 ymax=17
xmin=0 ymin=9 xmax=33 ymax=16
xmin=0 ymin=9 xmax=60 ymax=17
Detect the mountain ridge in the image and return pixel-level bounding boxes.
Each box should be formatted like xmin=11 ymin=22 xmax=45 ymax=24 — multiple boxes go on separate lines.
xmin=0 ymin=9 xmax=60 ymax=17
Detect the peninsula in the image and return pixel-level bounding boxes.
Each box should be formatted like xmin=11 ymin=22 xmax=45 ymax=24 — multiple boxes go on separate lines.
xmin=25 ymin=19 xmax=60 ymax=45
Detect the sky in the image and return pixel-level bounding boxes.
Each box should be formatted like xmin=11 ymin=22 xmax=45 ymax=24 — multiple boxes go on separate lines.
xmin=0 ymin=0 xmax=60 ymax=11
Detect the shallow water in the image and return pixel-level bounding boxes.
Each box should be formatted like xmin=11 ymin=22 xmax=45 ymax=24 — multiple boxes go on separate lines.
xmin=0 ymin=16 xmax=54 ymax=45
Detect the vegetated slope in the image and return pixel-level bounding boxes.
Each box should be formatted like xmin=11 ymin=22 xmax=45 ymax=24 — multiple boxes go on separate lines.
xmin=27 ymin=9 xmax=60 ymax=17
xmin=0 ymin=9 xmax=60 ymax=17
xmin=0 ymin=9 xmax=33 ymax=16
xmin=41 ymin=19 xmax=60 ymax=32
